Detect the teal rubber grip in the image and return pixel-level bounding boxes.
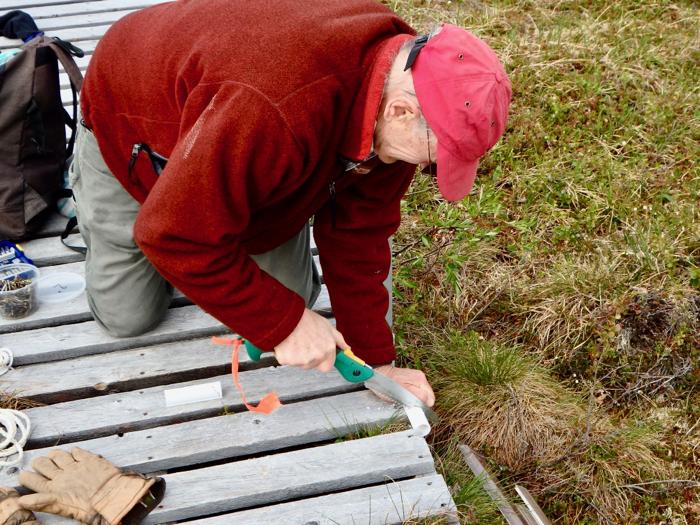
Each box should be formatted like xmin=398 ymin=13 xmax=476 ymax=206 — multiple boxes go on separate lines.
xmin=244 ymin=340 xmax=263 ymax=361
xmin=334 ymin=349 xmax=374 ymax=383
xmin=242 ymin=340 xmax=373 ymax=383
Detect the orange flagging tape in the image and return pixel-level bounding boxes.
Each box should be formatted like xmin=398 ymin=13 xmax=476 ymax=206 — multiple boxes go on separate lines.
xmin=211 ymin=336 xmax=282 ymax=415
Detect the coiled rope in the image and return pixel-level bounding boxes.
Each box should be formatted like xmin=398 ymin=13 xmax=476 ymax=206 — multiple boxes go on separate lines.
xmin=0 ymin=410 xmax=30 ymax=468
xmin=0 ymin=347 xmax=13 ymax=376
xmin=0 ymin=347 xmax=31 ymax=468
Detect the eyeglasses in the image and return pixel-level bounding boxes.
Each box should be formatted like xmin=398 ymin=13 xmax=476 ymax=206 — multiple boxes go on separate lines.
xmin=421 ymin=126 xmax=437 ymax=175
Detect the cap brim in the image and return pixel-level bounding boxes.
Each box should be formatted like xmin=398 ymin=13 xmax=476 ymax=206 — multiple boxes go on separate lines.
xmin=436 ymin=142 xmax=479 ymax=201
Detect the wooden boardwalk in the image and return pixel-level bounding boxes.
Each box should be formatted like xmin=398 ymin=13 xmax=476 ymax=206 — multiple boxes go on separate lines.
xmin=0 ymin=1 xmax=457 ymax=523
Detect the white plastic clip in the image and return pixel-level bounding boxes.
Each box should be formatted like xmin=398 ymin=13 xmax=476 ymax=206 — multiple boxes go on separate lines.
xmin=164 ymin=381 xmax=222 ymax=408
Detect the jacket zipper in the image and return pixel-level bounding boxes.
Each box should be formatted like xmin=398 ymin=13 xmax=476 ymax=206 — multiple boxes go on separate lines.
xmin=329 ymin=180 xmax=337 ymax=229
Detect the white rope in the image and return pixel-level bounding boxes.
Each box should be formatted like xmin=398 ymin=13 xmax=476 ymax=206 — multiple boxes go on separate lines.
xmin=0 ymin=347 xmax=13 ymax=376
xmin=0 ymin=409 xmax=31 ymax=468
xmin=0 ymin=347 xmax=29 ymax=469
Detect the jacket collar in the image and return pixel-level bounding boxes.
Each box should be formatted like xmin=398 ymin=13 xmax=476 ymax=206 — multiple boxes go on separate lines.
xmin=338 ymin=33 xmax=414 ymax=162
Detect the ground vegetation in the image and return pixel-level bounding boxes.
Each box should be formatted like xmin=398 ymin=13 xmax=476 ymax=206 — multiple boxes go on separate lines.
xmin=388 ymin=0 xmax=699 ymax=522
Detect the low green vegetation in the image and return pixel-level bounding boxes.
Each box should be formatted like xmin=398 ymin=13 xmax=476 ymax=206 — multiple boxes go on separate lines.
xmin=388 ymin=0 xmax=699 ymax=522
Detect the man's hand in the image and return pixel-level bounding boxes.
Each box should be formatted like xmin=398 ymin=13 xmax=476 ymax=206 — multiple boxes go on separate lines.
xmin=274 ymin=308 xmax=347 ymax=372
xmin=372 ymin=365 xmax=436 ymax=407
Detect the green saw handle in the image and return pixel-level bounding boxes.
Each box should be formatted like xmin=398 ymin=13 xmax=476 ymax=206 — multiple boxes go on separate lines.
xmin=243 ymin=340 xmax=374 ymax=383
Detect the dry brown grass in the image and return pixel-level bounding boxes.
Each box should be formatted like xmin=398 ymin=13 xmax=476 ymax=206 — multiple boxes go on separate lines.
xmin=0 ymin=392 xmax=39 ymax=411
xmin=533 ymin=418 xmax=676 ymax=524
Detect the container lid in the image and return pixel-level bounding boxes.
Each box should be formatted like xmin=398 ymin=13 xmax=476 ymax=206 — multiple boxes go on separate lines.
xmin=0 ymin=263 xmax=39 ymax=281
xmin=36 ymin=272 xmax=86 ymax=303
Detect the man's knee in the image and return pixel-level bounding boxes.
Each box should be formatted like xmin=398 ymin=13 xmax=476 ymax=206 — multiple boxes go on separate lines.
xmin=87 ymin=293 xmax=169 ymax=338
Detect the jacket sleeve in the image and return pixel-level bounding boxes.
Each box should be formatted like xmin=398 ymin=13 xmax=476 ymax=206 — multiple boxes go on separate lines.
xmin=133 ymin=82 xmax=306 ymax=350
xmin=313 ymin=161 xmax=415 ymax=365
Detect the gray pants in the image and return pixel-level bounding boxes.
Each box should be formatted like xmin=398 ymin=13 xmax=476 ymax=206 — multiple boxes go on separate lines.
xmin=70 ymin=125 xmax=323 ymax=337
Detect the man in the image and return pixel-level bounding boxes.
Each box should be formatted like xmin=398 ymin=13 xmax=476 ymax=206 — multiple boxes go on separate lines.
xmin=72 ymin=0 xmax=511 ymax=407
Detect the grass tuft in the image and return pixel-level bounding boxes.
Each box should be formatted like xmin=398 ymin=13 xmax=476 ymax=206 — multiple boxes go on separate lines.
xmin=429 ymin=331 xmax=583 ymax=469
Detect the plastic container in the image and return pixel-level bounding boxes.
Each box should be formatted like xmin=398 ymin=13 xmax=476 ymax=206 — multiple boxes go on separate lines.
xmin=36 ymin=271 xmax=86 ymax=303
xmin=0 ymin=263 xmax=40 ymax=320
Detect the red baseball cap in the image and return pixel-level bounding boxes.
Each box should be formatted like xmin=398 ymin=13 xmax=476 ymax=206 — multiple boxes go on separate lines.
xmin=408 ymin=24 xmax=512 ymax=201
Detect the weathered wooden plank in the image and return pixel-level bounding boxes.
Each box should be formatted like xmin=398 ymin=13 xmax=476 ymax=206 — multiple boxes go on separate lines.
xmin=3 ymin=0 xmax=96 ymax=7
xmin=26 ymin=2 xmax=158 ymax=20
xmin=3 ymin=336 xmax=248 ymax=403
xmin=37 ymin=432 xmax=435 ymax=525
xmin=46 ymin=22 xmax=112 ymax=42
xmin=3 ymin=0 xmax=164 ymax=15
xmin=190 ymin=475 xmax=455 ymax=525
xmin=17 ymin=233 xmax=85 ymax=267
xmin=36 ymin=8 xmax=140 ymax=30
xmin=2 ymin=305 xmax=224 ymax=365
xmin=2 ymin=391 xmax=399 ymax=487
xmin=24 ymin=366 xmax=360 ymax=447
xmin=460 ymin=444 xmax=524 ymax=525
xmin=146 ymin=431 xmax=434 ymax=525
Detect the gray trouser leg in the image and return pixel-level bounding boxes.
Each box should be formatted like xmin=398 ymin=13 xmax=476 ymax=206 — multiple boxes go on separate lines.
xmin=70 ymin=124 xmax=320 ymax=337
xmin=250 ymin=227 xmax=321 ymax=308
xmin=70 ymin=126 xmax=172 ymax=337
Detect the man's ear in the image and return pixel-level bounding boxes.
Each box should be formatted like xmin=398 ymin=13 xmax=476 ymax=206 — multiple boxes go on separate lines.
xmin=383 ymin=94 xmax=420 ymax=123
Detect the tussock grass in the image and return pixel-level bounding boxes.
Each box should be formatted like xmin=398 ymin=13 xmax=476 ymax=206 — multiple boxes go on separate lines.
xmin=389 ymin=1 xmax=698 ymax=520
xmin=430 ymin=332 xmax=582 ymax=469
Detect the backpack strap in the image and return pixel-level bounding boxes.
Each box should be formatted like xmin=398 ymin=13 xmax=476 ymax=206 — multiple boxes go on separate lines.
xmin=57 ymin=187 xmax=87 ymax=254
xmin=44 ymin=38 xmax=85 ymax=252
xmin=61 ymin=215 xmax=86 ymax=254
xmin=44 ymin=38 xmax=84 ymax=157
xmin=45 ymin=38 xmax=84 ymax=91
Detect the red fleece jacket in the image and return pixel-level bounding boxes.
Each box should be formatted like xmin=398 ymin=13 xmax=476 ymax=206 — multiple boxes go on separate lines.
xmin=80 ymin=0 xmax=416 ymax=364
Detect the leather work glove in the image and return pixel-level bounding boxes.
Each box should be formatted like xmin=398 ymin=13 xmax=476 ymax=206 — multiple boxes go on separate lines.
xmin=17 ymin=448 xmax=165 ymax=525
xmin=0 ymin=488 xmax=40 ymax=525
